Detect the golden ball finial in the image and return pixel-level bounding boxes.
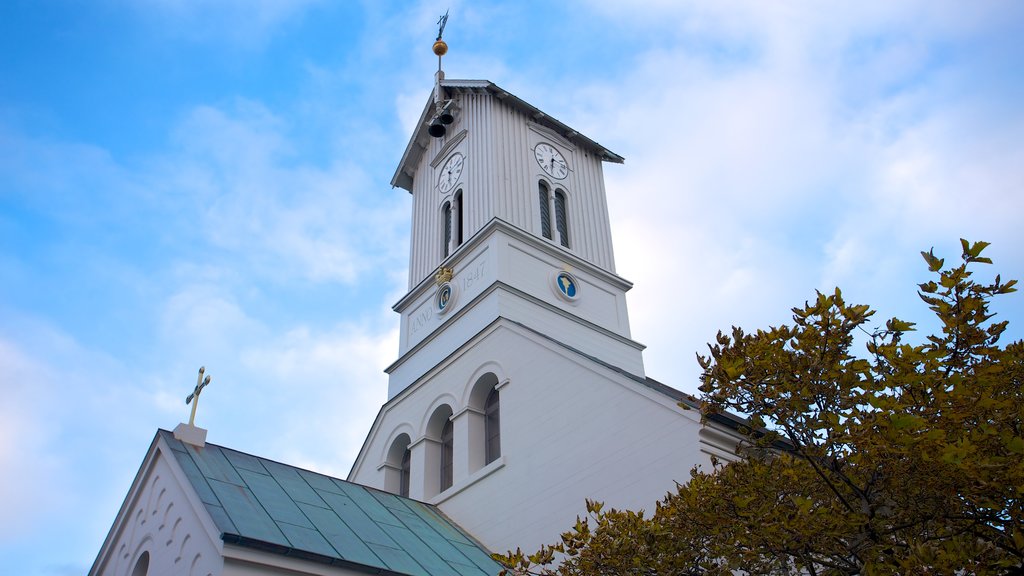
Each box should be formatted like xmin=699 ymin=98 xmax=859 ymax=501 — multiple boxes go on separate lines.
xmin=433 ymin=39 xmax=448 ymax=56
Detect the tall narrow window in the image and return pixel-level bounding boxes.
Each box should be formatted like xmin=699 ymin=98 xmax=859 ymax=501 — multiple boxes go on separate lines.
xmin=538 ymin=183 xmax=552 ymax=240
xmin=485 ymin=388 xmax=501 ymax=464
xmin=425 ymin=405 xmax=453 ymax=497
xmin=539 ymin=183 xmax=569 ymax=248
xmin=440 ymin=419 xmax=454 ymax=491
xmin=442 ymin=201 xmax=452 ymax=258
xmin=554 ymin=190 xmax=569 ymax=248
xmin=454 ymin=190 xmax=464 ymax=247
xmin=399 ymin=448 xmax=411 ymax=497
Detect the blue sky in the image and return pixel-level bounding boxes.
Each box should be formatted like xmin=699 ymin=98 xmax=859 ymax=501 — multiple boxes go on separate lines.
xmin=2 ymin=1 xmax=1022 ymax=574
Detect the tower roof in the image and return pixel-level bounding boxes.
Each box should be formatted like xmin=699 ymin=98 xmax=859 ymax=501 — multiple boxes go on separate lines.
xmin=391 ymin=79 xmax=624 ymax=192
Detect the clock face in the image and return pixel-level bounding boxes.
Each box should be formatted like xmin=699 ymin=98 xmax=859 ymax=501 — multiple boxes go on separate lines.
xmin=438 ymin=153 xmax=464 ymax=194
xmin=535 ymin=143 xmax=568 ymax=179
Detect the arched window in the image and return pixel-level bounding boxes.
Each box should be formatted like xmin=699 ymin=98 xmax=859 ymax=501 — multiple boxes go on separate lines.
xmin=442 ymin=201 xmax=452 ymax=258
xmin=485 ymin=388 xmax=500 ymax=464
xmin=467 ymin=372 xmax=501 ymax=471
xmin=399 ymin=448 xmax=411 ymax=497
xmin=440 ymin=419 xmax=454 ymax=491
xmin=385 ymin=433 xmax=412 ymax=496
xmin=538 ymin=182 xmax=569 ymax=248
xmin=425 ymin=404 xmax=454 ymax=497
xmin=538 ymin=182 xmax=552 ymax=241
xmin=131 ymin=551 xmax=150 ymax=576
xmin=554 ymin=190 xmax=569 ymax=248
xmin=442 ymin=191 xmax=465 ymax=260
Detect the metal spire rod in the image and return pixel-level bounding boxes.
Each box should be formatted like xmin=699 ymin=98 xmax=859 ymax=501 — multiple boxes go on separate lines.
xmin=432 ymin=11 xmax=451 ymax=104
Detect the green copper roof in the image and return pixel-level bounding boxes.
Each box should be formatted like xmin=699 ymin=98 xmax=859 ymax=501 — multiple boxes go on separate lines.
xmin=159 ymin=430 xmax=501 ymax=576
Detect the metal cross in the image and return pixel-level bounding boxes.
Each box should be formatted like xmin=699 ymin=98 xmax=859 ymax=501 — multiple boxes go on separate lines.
xmin=186 ymin=366 xmax=212 ymax=426
xmin=436 ymin=9 xmax=449 ymax=41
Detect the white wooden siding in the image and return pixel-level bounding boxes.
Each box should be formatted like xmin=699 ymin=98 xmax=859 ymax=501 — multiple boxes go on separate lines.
xmin=407 ymin=89 xmax=619 ymax=288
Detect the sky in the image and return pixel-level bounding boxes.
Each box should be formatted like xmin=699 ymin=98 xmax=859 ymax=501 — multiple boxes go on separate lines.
xmin=1 ymin=1 xmax=1022 ymax=574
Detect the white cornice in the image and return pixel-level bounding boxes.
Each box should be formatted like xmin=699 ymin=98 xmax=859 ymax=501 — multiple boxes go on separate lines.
xmin=393 ymin=217 xmax=632 ymax=313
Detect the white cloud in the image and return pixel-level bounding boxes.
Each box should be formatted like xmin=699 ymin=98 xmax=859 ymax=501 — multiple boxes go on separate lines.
xmin=0 ymin=314 xmax=170 ymax=557
xmin=151 ymin=279 xmax=395 ymax=477
xmin=239 ymin=323 xmax=396 ymax=477
xmin=159 ymin=100 xmax=409 ymax=286
xmin=0 ymin=339 xmax=62 ymax=539
xmin=565 ymin=1 xmax=1024 ymax=389
xmin=160 ymin=280 xmax=269 ymax=358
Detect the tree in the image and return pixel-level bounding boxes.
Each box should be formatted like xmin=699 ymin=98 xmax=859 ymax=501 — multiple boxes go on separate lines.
xmin=497 ymin=240 xmax=1024 ymax=575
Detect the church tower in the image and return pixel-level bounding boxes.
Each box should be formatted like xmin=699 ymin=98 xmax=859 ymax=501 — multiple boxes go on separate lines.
xmin=349 ymin=40 xmax=734 ymax=557
xmin=386 ymin=72 xmax=643 ymax=398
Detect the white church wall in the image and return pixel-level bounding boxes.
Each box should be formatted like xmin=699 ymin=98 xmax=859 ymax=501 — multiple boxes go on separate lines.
xmin=352 ymin=320 xmax=722 ymax=557
xmin=388 ymin=286 xmax=503 ymax=399
xmin=91 ymin=439 xmax=223 ymax=576
xmin=433 ymin=325 xmax=712 ymax=555
xmin=388 ymin=282 xmax=645 ymax=400
xmin=492 ymin=288 xmax=644 ymax=375
xmin=522 ymin=122 xmax=616 ymax=274
xmin=406 ymin=87 xmax=619 ymax=289
xmin=392 ymin=222 xmax=641 ymax=398
xmin=501 ymin=235 xmax=631 ymax=339
xmin=398 ymin=238 xmax=497 ymax=355
xmin=406 ymin=98 xmax=458 ymax=290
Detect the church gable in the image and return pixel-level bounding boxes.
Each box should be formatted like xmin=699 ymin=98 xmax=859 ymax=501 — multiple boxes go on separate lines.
xmin=90 ymin=433 xmax=224 ymax=576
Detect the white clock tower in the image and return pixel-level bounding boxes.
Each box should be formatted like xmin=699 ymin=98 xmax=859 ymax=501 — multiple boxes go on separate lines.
xmin=348 ymin=43 xmax=739 ymax=557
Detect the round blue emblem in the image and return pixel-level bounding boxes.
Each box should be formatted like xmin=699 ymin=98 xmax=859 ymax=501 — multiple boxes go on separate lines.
xmin=437 ymin=283 xmax=453 ymax=312
xmin=556 ymin=272 xmax=578 ymax=299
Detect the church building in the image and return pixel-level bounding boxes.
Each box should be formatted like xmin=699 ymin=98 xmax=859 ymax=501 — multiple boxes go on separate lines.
xmin=90 ymin=40 xmax=746 ymax=576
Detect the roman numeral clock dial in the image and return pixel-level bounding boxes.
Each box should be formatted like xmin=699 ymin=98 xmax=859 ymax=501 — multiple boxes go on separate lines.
xmin=534 ymin=143 xmax=568 ymax=179
xmin=438 ymin=153 xmax=464 ymax=194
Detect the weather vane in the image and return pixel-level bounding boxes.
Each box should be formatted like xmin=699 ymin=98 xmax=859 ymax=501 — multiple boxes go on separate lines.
xmin=186 ymin=366 xmax=212 ymax=426
xmin=436 ymin=9 xmax=449 ymax=41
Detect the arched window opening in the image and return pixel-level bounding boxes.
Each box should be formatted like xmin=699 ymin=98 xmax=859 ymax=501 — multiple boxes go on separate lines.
xmin=468 ymin=372 xmax=501 ymax=472
xmin=554 ymin=190 xmax=569 ymax=248
xmin=538 ymin=182 xmax=552 ymax=240
xmin=485 ymin=388 xmax=501 ymax=464
xmin=385 ymin=433 xmax=412 ymax=496
xmin=539 ymin=182 xmax=569 ymax=248
xmin=425 ymin=404 xmax=454 ymax=497
xmin=440 ymin=419 xmax=454 ymax=491
xmin=399 ymin=448 xmax=411 ymax=497
xmin=442 ymin=201 xmax=453 ymax=258
xmin=442 ymin=192 xmax=465 ymax=260
xmin=132 ymin=551 xmax=150 ymax=576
